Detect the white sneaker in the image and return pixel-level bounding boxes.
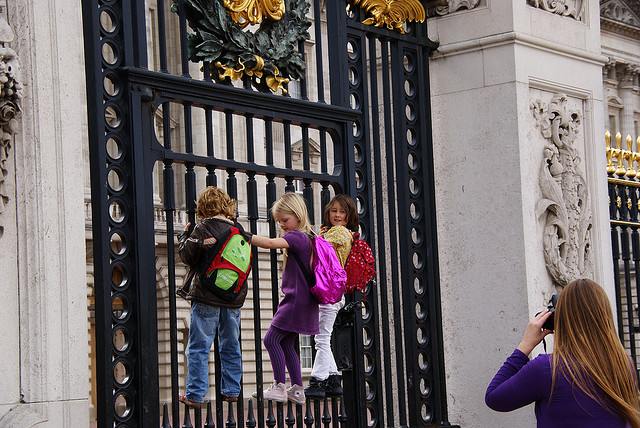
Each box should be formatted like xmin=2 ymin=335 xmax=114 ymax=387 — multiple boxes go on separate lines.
xmin=252 ymin=381 xmax=287 ymax=403
xmin=287 ymin=384 xmax=306 ymax=405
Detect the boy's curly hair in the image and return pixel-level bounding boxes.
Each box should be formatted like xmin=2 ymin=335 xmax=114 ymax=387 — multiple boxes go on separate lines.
xmin=196 ymin=186 xmax=237 ymax=220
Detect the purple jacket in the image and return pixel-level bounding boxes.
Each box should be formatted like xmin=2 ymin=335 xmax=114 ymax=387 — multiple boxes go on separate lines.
xmin=270 ymin=230 xmax=319 ymax=335
xmin=486 ymin=349 xmax=629 ymax=427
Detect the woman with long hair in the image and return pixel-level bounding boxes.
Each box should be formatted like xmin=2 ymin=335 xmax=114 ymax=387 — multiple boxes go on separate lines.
xmin=486 ymin=278 xmax=640 ymax=427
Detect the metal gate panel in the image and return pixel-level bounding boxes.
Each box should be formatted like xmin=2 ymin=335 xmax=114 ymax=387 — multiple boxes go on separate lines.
xmin=334 ymin=4 xmax=454 ymax=425
xmin=82 ymin=1 xmax=456 ymax=426
xmin=607 ymin=131 xmax=640 ymax=381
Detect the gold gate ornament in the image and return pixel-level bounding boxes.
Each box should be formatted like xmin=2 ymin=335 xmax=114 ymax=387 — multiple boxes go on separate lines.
xmin=173 ymin=0 xmax=310 ymax=93
xmin=347 ymin=0 xmax=426 ymax=34
xmin=222 ymin=0 xmax=285 ymax=27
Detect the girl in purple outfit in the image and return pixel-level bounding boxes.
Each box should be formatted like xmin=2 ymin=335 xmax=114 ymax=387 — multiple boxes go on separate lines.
xmin=486 ymin=278 xmax=640 ymax=427
xmin=250 ymin=193 xmax=318 ymax=405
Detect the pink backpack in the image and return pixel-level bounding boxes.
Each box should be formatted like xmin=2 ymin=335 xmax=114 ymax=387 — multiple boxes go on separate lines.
xmin=291 ymin=235 xmax=347 ymax=304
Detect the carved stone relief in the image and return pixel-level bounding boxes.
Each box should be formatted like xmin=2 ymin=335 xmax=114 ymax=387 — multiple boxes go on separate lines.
xmin=0 ymin=1 xmax=21 ymax=239
xmin=601 ymin=0 xmax=640 ymax=28
xmin=528 ymin=0 xmax=584 ymax=21
xmin=426 ymin=0 xmax=480 ymax=17
xmin=531 ymin=93 xmax=593 ymax=287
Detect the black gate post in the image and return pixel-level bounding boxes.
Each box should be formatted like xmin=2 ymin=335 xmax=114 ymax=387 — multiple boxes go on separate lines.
xmin=326 ymin=1 xmax=458 ymax=426
xmin=325 ymin=2 xmax=370 ymax=427
xmin=82 ymin=0 xmax=160 ymax=426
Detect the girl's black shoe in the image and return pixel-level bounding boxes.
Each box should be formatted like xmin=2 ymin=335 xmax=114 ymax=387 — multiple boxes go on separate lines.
xmin=304 ymin=377 xmax=327 ymax=399
xmin=325 ymin=375 xmax=343 ymax=396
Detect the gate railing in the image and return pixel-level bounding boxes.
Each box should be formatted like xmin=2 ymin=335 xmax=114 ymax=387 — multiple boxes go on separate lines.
xmin=606 ymin=130 xmax=640 ymax=379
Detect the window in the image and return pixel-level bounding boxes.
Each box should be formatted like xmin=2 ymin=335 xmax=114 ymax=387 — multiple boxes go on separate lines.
xmin=300 ymin=335 xmax=313 ymax=369
xmin=609 ymin=113 xmax=619 ymax=134
xmin=288 ymin=80 xmax=301 ymax=99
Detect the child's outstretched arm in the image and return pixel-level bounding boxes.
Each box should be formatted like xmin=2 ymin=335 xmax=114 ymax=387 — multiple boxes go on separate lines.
xmin=250 ymin=235 xmax=290 ymax=249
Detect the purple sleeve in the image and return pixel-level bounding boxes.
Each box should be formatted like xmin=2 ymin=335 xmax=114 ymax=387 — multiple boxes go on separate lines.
xmin=283 ymin=230 xmax=309 ymax=253
xmin=485 ymin=349 xmax=551 ymax=412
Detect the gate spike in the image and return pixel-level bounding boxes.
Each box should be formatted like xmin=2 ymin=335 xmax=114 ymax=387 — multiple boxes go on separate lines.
xmin=285 ymin=401 xmax=295 ymax=427
xmin=225 ymin=401 xmax=236 ymax=428
xmin=276 ymin=402 xmax=285 ymax=424
xmin=338 ymin=398 xmax=348 ymax=424
xmin=204 ymin=401 xmax=215 ymax=428
xmin=266 ymin=400 xmax=276 ymax=428
xmin=246 ymin=399 xmax=256 ymax=428
xmin=322 ymin=398 xmax=331 ymax=426
xmin=304 ymin=401 xmax=314 ymax=427
xmin=181 ymin=404 xmax=194 ymax=428
xmin=161 ymin=403 xmax=172 ymax=428
xmin=194 ymin=406 xmax=202 ymax=427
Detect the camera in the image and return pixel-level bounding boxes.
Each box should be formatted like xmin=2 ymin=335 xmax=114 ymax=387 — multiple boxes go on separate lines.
xmin=536 ymin=294 xmax=559 ymax=331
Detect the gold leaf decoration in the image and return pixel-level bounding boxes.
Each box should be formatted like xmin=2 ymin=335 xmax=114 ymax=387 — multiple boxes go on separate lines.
xmin=222 ymin=0 xmax=285 ymax=27
xmin=213 ymin=56 xmax=289 ymax=93
xmin=348 ymin=0 xmax=426 ymax=33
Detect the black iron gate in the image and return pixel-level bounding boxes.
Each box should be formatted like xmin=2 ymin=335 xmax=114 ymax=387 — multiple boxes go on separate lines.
xmin=607 ymin=130 xmax=640 ymax=381
xmin=82 ymin=0 xmax=455 ymax=426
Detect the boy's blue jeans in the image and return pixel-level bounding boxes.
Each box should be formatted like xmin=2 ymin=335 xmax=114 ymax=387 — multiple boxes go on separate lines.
xmin=185 ymin=302 xmax=242 ymax=403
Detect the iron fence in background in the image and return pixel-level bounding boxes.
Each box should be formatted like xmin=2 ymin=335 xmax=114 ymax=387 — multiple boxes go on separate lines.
xmin=606 ymin=130 xmax=640 ymax=380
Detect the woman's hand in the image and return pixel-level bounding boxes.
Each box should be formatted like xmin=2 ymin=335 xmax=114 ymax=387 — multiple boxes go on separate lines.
xmin=516 ymin=310 xmax=553 ymax=355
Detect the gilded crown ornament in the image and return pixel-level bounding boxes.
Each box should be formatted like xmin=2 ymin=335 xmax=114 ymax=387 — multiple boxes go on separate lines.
xmin=347 ymin=0 xmax=426 ymax=33
xmin=222 ymin=0 xmax=285 ymax=27
xmin=172 ymin=0 xmax=310 ymax=93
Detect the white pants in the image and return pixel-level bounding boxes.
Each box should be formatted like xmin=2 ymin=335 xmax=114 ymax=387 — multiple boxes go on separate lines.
xmin=310 ymin=297 xmax=345 ymax=381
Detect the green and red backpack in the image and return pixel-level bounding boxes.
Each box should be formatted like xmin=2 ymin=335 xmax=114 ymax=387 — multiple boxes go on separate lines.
xmin=198 ymin=221 xmax=252 ymax=302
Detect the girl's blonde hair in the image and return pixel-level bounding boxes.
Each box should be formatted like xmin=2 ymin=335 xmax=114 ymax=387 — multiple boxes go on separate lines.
xmin=196 ymin=186 xmax=237 ymax=220
xmin=552 ymin=278 xmax=640 ymax=427
xmin=270 ymin=192 xmax=313 ymax=235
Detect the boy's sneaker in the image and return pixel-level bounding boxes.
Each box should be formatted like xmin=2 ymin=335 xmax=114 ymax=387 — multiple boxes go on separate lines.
xmin=325 ymin=375 xmax=343 ymax=397
xmin=287 ymin=384 xmax=306 ymax=405
xmin=304 ymin=377 xmax=326 ymax=399
xmin=252 ymin=382 xmax=287 ymax=403
xmin=179 ymin=393 xmax=203 ymax=408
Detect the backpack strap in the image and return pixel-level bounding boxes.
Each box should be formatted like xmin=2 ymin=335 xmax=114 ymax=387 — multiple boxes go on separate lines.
xmin=232 ymin=218 xmax=248 ymax=238
xmin=290 ymin=249 xmax=315 ymax=289
xmin=196 ymin=218 xmax=245 ymax=276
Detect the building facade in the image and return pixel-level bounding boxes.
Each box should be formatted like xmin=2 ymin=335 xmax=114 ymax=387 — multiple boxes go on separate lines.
xmin=1 ymin=0 xmax=639 ymax=427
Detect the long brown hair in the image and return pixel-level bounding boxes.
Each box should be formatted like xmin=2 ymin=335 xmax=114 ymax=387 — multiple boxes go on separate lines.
xmin=323 ymin=194 xmax=359 ymax=232
xmin=552 ymin=278 xmax=640 ymax=427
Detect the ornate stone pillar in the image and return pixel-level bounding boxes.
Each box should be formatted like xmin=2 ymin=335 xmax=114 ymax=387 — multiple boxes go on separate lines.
xmin=428 ymin=1 xmax=608 ymax=426
xmin=617 ymin=63 xmax=639 ymax=139
xmin=0 ymin=0 xmax=22 ymax=421
xmin=0 ymin=0 xmax=89 ymax=426
xmin=0 ymin=0 xmax=20 ymax=239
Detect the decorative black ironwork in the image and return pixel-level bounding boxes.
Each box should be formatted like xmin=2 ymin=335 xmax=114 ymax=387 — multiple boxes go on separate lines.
xmin=336 ymin=1 xmax=457 ymax=426
xmin=82 ymin=0 xmax=454 ymax=426
xmin=173 ymin=0 xmax=310 ymax=92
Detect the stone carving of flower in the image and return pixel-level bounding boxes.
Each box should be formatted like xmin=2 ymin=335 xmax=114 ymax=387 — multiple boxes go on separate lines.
xmin=0 ymin=99 xmax=17 ymax=126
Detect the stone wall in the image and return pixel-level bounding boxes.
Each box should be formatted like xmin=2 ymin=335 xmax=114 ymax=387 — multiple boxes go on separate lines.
xmin=428 ymin=0 xmax=611 ymax=426
xmin=0 ymin=0 xmax=89 ymax=426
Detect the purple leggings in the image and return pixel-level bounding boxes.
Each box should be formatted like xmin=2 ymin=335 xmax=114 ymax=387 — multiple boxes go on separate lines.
xmin=263 ymin=325 xmax=302 ymax=386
